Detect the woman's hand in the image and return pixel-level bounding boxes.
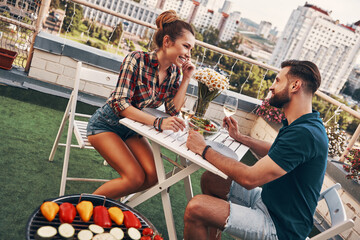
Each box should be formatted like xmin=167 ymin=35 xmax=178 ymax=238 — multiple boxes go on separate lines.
xmin=186 ymin=130 xmax=206 ymax=155
xmin=161 ymin=116 xmax=186 ymax=132
xmin=182 ymin=59 xmax=195 ymax=81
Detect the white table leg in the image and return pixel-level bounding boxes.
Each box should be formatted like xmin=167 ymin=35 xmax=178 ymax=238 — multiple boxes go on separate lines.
xmin=180 ymin=156 xmax=194 ymax=202
xmin=151 ymin=141 xmax=177 ymax=240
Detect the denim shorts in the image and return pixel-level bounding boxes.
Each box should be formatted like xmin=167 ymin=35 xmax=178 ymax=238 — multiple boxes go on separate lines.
xmin=86 ymin=103 xmax=138 ymax=140
xmin=223 ymin=181 xmax=278 ymax=240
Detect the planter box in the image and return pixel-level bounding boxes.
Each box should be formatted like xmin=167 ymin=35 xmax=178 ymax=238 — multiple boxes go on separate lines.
xmin=0 ymin=48 xmax=18 ymax=70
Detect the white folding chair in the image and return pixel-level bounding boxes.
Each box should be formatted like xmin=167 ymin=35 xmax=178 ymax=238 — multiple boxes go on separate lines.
xmin=309 ymin=183 xmax=354 ymax=240
xmin=48 ymin=61 xmax=119 ymax=196
xmin=230 ymin=183 xmax=354 ymax=240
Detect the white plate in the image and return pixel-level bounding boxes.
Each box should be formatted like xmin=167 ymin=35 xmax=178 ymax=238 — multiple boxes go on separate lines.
xmin=205 ymin=140 xmax=238 ymax=160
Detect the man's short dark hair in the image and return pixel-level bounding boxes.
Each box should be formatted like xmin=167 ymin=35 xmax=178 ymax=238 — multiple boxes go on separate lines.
xmin=281 ymin=60 xmax=321 ymax=94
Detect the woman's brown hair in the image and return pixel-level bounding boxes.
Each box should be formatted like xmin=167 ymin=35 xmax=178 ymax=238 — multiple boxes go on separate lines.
xmin=154 ymin=10 xmax=194 ymax=48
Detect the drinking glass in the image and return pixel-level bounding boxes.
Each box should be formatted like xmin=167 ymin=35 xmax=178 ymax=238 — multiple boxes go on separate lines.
xmin=221 ymin=93 xmax=238 ymax=133
xmin=176 ymin=98 xmax=195 ymax=140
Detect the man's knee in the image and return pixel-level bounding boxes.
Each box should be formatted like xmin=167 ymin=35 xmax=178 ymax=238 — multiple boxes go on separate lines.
xmin=184 ymin=195 xmax=206 ymax=222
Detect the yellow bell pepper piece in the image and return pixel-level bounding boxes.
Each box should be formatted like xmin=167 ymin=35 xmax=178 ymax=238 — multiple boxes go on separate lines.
xmin=40 ymin=201 xmax=60 ymax=222
xmin=76 ymin=200 xmax=93 ymax=222
xmin=108 ymin=207 xmax=124 ymax=225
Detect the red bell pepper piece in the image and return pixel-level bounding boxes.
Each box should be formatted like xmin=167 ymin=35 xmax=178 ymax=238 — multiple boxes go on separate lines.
xmin=123 ymin=211 xmax=141 ymax=229
xmin=93 ymin=206 xmax=112 ymax=228
xmin=59 ymin=202 xmax=76 ymax=223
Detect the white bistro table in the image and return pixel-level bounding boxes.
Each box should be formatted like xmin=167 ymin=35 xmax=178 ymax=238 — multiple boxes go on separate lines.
xmin=119 ymin=109 xmax=249 ymax=240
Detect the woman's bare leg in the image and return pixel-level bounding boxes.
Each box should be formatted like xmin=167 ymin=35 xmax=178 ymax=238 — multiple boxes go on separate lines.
xmin=88 ymin=132 xmax=156 ymax=199
xmin=125 ymin=135 xmax=158 ymax=191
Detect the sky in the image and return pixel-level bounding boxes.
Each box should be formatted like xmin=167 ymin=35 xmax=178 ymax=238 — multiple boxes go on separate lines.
xmin=209 ymin=0 xmax=360 ymax=31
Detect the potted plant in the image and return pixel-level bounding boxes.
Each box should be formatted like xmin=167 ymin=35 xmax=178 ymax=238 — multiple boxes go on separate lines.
xmin=255 ymin=99 xmax=285 ymax=124
xmin=0 ymin=48 xmax=18 ymax=70
xmin=343 ymin=148 xmax=360 ymax=182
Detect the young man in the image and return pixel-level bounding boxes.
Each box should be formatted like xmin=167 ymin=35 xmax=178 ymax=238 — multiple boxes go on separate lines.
xmin=184 ymin=60 xmax=328 ymax=240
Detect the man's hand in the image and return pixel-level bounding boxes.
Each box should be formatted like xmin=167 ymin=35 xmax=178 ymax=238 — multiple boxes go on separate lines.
xmin=186 ymin=129 xmax=207 ymax=155
xmin=223 ymin=116 xmax=241 ymax=141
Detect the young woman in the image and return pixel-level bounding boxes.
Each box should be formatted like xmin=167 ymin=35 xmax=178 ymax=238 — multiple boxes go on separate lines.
xmin=86 ymin=10 xmax=196 ymax=199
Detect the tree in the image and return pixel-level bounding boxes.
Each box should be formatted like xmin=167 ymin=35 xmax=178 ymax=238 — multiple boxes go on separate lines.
xmin=341 ymin=81 xmax=353 ymax=95
xmin=219 ymin=35 xmax=241 ymax=52
xmin=202 ymin=26 xmax=219 ymax=45
xmin=62 ymin=3 xmax=83 ymax=33
xmin=0 ymin=11 xmax=10 ymax=28
xmin=109 ymin=23 xmax=123 ymax=44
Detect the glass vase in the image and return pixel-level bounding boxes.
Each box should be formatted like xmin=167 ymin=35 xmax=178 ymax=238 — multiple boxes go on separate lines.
xmin=193 ymin=98 xmax=211 ymax=118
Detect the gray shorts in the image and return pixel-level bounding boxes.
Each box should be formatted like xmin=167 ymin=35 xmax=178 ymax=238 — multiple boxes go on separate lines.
xmin=86 ymin=103 xmax=138 ymax=140
xmin=223 ymin=181 xmax=278 ymax=240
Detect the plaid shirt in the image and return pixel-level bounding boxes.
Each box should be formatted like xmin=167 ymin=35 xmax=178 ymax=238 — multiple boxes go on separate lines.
xmin=107 ymin=51 xmax=181 ymax=117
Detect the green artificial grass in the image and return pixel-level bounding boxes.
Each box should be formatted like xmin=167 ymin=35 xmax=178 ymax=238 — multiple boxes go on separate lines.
xmin=0 ymin=85 xmax=258 ymax=239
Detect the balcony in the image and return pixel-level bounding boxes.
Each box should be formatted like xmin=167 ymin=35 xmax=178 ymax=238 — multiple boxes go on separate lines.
xmin=1 ymin=0 xmax=360 ymax=239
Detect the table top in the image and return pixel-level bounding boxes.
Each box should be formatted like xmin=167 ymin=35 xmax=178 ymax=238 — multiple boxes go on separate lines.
xmin=119 ymin=110 xmax=249 ymax=179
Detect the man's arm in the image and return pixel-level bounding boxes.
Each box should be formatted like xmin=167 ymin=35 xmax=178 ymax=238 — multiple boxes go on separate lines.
xmin=187 ymin=130 xmax=286 ymax=189
xmin=204 ymin=148 xmax=286 ymax=189
xmin=225 ymin=116 xmax=272 ymax=158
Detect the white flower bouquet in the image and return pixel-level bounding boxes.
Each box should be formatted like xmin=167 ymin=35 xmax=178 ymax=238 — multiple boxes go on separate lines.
xmin=193 ymin=68 xmax=229 ymax=117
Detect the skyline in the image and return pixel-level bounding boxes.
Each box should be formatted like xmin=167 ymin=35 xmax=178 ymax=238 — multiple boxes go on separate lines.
xmin=208 ymin=0 xmax=360 ymax=32
xmin=208 ymin=0 xmax=360 ymax=64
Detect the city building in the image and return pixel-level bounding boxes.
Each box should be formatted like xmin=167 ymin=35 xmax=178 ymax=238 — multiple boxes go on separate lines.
xmin=269 ymin=3 xmax=360 ymax=94
xmin=346 ymin=65 xmax=360 ymax=94
xmin=147 ymin=0 xmax=241 ymax=42
xmin=82 ymin=0 xmax=240 ymax=43
xmin=83 ymin=0 xmax=161 ymax=38
xmin=237 ymin=31 xmax=275 ymax=63
xmin=257 ymin=21 xmax=272 ymax=39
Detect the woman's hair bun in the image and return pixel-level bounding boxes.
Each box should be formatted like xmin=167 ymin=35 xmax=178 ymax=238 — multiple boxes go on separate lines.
xmin=156 ymin=10 xmax=179 ymax=31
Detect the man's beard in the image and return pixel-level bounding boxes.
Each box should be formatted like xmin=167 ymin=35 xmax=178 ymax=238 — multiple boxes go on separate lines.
xmin=268 ymin=87 xmax=290 ymax=108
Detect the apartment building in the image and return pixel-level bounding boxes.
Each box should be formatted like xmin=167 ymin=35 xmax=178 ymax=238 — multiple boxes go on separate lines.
xmin=83 ymin=0 xmax=161 ymax=38
xmin=82 ymin=0 xmax=240 ymax=43
xmin=257 ymin=21 xmax=272 ymax=39
xmin=269 ymin=3 xmax=360 ymax=94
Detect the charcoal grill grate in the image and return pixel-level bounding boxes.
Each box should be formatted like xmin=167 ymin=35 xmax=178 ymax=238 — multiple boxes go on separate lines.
xmin=26 ymin=194 xmax=157 ymax=240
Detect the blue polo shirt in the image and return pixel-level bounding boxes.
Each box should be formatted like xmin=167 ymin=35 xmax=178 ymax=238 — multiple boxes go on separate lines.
xmin=262 ymin=111 xmax=328 ymax=240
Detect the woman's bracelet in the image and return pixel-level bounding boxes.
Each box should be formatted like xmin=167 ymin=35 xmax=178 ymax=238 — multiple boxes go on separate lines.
xmin=158 ymin=117 xmax=164 ymax=132
xmin=153 ymin=117 xmax=160 ymax=131
xmin=201 ymin=145 xmax=212 ymax=160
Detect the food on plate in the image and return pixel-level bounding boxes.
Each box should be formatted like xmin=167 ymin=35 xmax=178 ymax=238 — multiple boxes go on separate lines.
xmin=36 ymin=226 xmax=57 ymax=239
xmin=78 ymin=229 xmax=93 ymax=240
xmin=142 ymin=227 xmax=154 ymax=237
xmin=92 ymin=233 xmax=116 ymax=240
xmin=189 ymin=116 xmax=219 ymax=138
xmin=59 ymin=202 xmax=76 ymax=224
xmin=123 ymin=211 xmax=141 ymax=229
xmin=76 ymin=200 xmax=93 ymax=222
xmin=89 ymin=224 xmax=105 ymax=234
xmin=94 ymin=206 xmax=112 ymax=228
xmin=108 ymin=206 xmax=124 ymax=225
xmin=58 ymin=223 xmax=75 ymax=239
xmin=109 ymin=227 xmax=124 ymax=240
xmin=40 ymin=201 xmax=59 ymax=222
xmin=127 ymin=227 xmax=141 ymax=240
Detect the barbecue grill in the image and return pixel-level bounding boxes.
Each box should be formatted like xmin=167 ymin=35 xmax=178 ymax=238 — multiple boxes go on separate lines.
xmin=26 ymin=194 xmax=157 ymax=239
